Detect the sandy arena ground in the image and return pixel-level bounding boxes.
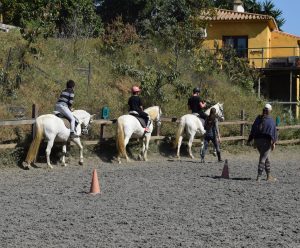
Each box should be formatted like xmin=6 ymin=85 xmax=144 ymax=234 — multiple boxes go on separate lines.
xmin=0 ymin=145 xmax=299 ymax=248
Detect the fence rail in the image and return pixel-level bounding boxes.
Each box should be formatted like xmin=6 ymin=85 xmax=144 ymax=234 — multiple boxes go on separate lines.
xmin=0 ymin=106 xmax=299 ymax=149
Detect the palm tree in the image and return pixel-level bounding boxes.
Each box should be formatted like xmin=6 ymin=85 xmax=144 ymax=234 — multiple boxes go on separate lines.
xmin=260 ymin=0 xmax=285 ymax=30
xmin=243 ymin=0 xmax=261 ymax=13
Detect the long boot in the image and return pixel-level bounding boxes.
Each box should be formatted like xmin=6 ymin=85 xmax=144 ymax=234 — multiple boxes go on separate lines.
xmin=217 ymin=152 xmax=223 ymax=162
xmin=256 ymin=163 xmax=264 ymax=182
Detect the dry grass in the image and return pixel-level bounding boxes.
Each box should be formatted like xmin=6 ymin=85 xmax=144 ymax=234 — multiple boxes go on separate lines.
xmin=0 ymin=31 xmax=292 ymax=146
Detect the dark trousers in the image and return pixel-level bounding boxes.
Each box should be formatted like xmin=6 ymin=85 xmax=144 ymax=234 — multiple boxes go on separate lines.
xmin=254 ymin=138 xmax=272 ymax=175
xmin=138 ymin=111 xmax=150 ymax=126
xmin=201 ymin=135 xmax=221 ymax=159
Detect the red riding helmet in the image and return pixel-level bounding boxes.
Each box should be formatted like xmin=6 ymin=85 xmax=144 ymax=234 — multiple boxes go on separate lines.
xmin=132 ymin=86 xmax=141 ymax=93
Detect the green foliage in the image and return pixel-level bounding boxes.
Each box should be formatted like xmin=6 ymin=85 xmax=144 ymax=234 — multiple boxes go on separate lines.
xmin=99 ymin=0 xmax=148 ymax=24
xmin=113 ymin=62 xmax=192 ymax=105
xmin=194 ymin=46 xmax=259 ymax=92
xmin=140 ymin=0 xmax=212 ymax=51
xmin=102 ymin=16 xmax=140 ymax=53
xmin=57 ymin=0 xmax=103 ymax=38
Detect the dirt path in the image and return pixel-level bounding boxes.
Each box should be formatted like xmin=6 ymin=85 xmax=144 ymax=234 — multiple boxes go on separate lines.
xmin=0 ymin=146 xmax=299 ymax=247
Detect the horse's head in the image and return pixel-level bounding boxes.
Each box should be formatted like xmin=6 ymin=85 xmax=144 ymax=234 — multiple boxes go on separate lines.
xmin=145 ymin=106 xmax=162 ymax=127
xmin=205 ymin=103 xmax=225 ymax=121
xmin=215 ymin=103 xmax=224 ymax=121
xmin=73 ymin=110 xmax=95 ymax=135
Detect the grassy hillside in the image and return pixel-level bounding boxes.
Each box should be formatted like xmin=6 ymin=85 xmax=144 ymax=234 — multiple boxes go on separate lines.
xmin=0 ymin=30 xmax=285 ymax=144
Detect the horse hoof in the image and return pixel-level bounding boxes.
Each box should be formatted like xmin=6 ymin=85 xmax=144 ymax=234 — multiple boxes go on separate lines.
xmin=79 ymin=161 xmax=83 ymax=166
xmin=48 ymin=165 xmax=53 ymax=169
xmin=22 ymin=162 xmax=31 ymax=170
xmin=62 ymin=163 xmax=68 ymax=167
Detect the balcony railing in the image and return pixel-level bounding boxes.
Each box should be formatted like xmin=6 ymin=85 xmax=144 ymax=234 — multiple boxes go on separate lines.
xmin=206 ymin=46 xmax=300 ymax=69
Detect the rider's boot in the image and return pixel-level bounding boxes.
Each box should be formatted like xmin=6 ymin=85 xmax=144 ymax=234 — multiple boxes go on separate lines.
xmin=256 ymin=163 xmax=264 ymax=182
xmin=70 ymin=131 xmax=79 ymax=139
xmin=200 ymin=156 xmax=205 ymax=163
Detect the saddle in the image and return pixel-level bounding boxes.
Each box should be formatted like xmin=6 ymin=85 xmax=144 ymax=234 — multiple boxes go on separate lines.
xmin=192 ymin=113 xmax=205 ymax=125
xmin=53 ymin=111 xmax=79 ymax=129
xmin=129 ymin=111 xmax=147 ymax=128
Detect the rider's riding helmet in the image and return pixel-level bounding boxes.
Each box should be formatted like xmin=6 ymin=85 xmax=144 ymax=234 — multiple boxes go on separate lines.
xmin=66 ymin=80 xmax=75 ymax=88
xmin=193 ymin=87 xmax=200 ymax=94
xmin=132 ymin=86 xmax=141 ymax=93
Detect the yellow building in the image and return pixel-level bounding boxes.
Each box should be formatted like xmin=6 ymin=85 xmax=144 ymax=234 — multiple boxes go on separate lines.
xmin=201 ymin=1 xmax=300 ymax=118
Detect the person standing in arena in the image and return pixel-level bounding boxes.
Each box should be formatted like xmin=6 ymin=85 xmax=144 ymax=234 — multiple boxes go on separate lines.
xmin=200 ymin=107 xmax=222 ymax=163
xmin=247 ymin=103 xmax=278 ymax=182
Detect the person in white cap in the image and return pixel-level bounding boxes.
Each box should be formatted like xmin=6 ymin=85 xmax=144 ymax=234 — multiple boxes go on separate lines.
xmin=247 ymin=103 xmax=278 ymax=182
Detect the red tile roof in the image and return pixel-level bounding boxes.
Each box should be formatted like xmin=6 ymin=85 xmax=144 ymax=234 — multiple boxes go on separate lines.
xmin=201 ymin=9 xmax=278 ymax=30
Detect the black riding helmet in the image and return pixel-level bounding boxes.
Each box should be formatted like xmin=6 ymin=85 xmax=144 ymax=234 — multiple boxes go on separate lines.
xmin=66 ymin=80 xmax=75 ymax=88
xmin=193 ymin=87 xmax=200 ymax=94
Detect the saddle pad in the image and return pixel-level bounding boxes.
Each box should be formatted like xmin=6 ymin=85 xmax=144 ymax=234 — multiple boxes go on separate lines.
xmin=129 ymin=113 xmax=147 ymax=128
xmin=53 ymin=113 xmax=79 ymax=130
xmin=56 ymin=115 xmax=71 ymax=129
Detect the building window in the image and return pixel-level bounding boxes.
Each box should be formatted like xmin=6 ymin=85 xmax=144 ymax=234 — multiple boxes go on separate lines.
xmin=223 ymin=36 xmax=248 ymax=58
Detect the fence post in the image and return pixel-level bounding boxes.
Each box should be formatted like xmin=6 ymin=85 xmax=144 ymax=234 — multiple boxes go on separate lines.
xmin=240 ymin=110 xmax=245 ymax=145
xmin=100 ymin=123 xmax=104 ymax=143
xmin=156 ymin=123 xmax=160 ymax=137
xmin=31 ymin=104 xmax=38 ymax=139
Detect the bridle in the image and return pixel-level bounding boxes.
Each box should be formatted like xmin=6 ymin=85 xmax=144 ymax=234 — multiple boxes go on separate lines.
xmin=81 ymin=117 xmax=92 ymax=135
xmin=156 ymin=107 xmax=162 ymax=127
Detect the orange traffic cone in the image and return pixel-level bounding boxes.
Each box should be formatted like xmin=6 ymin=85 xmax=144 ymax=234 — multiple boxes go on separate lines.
xmin=89 ymin=169 xmax=101 ymax=195
xmin=221 ymin=159 xmax=229 ymax=179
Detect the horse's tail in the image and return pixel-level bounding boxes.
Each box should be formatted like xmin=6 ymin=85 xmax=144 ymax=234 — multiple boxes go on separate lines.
xmin=174 ymin=117 xmax=185 ymax=148
xmin=116 ymin=119 xmax=126 ymax=158
xmin=25 ymin=118 xmax=44 ymax=164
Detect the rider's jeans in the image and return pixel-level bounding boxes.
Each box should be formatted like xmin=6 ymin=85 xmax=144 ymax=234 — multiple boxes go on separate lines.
xmin=55 ymin=104 xmax=76 ymax=133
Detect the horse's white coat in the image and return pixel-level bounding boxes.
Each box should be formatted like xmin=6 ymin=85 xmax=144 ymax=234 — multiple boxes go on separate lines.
xmin=175 ymin=103 xmax=224 ymax=159
xmin=116 ymin=106 xmax=161 ymax=163
xmin=23 ymin=110 xmax=93 ymax=169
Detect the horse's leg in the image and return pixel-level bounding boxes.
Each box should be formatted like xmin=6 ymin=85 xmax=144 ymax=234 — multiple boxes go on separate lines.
xmin=200 ymin=141 xmax=204 ymax=156
xmin=61 ymin=143 xmax=67 ymax=167
xmin=138 ymin=138 xmax=145 ymax=161
xmin=124 ymin=136 xmax=130 ymax=162
xmin=73 ymin=138 xmax=84 ymax=165
xmin=176 ymin=136 xmax=183 ymax=159
xmin=188 ymin=132 xmax=196 ymax=159
xmin=143 ymin=135 xmax=151 ymax=161
xmin=45 ymin=139 xmax=55 ymax=169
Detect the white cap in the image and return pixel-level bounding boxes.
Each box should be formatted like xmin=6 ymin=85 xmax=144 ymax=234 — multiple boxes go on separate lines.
xmin=264 ymin=103 xmax=272 ymax=111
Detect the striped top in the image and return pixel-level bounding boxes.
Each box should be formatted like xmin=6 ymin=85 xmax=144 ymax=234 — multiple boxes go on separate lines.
xmin=56 ymin=88 xmax=74 ymax=107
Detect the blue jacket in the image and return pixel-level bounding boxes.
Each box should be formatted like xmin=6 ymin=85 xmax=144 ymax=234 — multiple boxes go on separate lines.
xmin=248 ymin=115 xmax=278 ymax=142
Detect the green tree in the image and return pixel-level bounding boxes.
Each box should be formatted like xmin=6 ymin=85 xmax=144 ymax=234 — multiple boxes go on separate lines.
xmin=140 ymin=0 xmax=212 ymax=66
xmin=260 ymin=0 xmax=285 ymax=29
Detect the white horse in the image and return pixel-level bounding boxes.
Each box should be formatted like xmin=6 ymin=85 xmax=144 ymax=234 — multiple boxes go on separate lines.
xmin=22 ymin=110 xmax=94 ymax=169
xmin=174 ymin=103 xmax=224 ymax=159
xmin=116 ymin=106 xmax=162 ymax=163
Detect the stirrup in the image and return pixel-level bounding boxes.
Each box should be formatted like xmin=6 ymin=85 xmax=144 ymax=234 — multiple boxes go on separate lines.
xmin=69 ymin=132 xmax=79 ymax=139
